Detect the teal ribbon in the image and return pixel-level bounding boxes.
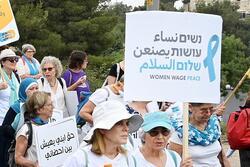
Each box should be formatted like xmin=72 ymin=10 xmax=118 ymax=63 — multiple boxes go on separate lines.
xmin=203 ymin=35 xmax=219 ymax=82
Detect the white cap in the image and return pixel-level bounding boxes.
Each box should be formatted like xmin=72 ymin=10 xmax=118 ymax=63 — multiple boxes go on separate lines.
xmin=0 ymin=49 xmax=19 ymax=60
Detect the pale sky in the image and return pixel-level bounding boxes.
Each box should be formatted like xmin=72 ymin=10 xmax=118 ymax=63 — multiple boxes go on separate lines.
xmin=110 ymin=0 xmax=145 ymax=7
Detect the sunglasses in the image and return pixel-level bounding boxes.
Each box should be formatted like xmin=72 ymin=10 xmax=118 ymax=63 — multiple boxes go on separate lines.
xmin=148 ymin=128 xmax=170 ymax=137
xmin=5 ymin=57 xmax=19 ymax=63
xmin=42 ymin=67 xmax=54 ymax=72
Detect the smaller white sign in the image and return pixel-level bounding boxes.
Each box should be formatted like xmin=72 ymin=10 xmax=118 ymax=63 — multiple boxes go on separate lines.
xmin=35 ymin=117 xmax=79 ymax=167
xmin=64 ymin=90 xmax=78 ymax=116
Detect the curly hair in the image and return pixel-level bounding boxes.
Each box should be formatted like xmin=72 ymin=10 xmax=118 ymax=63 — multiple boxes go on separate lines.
xmin=40 ymin=56 xmax=63 ymax=78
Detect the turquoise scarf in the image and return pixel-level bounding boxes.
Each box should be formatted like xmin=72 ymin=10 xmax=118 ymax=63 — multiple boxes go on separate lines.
xmin=172 ymin=114 xmax=221 ymax=146
xmin=2 ymin=70 xmax=19 ymax=105
xmin=23 ymin=55 xmax=39 ymax=75
xmin=32 ymin=117 xmax=48 ymax=125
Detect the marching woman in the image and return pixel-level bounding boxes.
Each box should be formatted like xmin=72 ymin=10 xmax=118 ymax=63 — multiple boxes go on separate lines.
xmin=169 ymin=103 xmax=230 ymax=167
xmin=62 ymin=50 xmax=90 ymax=102
xmin=15 ymin=92 xmax=53 ymax=167
xmin=64 ymin=100 xmax=143 ymax=167
xmin=0 ymin=78 xmax=38 ymax=167
xmin=135 ymin=111 xmax=192 ymax=167
xmin=38 ymin=56 xmax=69 ymax=120
xmin=16 ymin=44 xmax=42 ymax=79
xmin=0 ymin=49 xmax=20 ymax=125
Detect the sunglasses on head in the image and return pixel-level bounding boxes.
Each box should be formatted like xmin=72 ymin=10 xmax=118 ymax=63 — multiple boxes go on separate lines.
xmin=148 ymin=128 xmax=170 ymax=137
xmin=5 ymin=57 xmax=19 ymax=63
xmin=42 ymin=67 xmax=54 ymax=72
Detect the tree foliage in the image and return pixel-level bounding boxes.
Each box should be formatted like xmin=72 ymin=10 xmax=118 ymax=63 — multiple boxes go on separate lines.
xmin=196 ymin=1 xmax=250 ymax=93
xmin=10 ymin=0 xmax=119 ymax=59
xmin=221 ymin=35 xmax=250 ymax=94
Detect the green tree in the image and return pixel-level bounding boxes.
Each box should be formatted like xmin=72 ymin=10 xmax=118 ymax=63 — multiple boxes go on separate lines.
xmin=10 ymin=1 xmax=66 ymax=60
xmin=160 ymin=0 xmax=178 ymax=11
xmin=196 ymin=1 xmax=250 ymax=93
xmin=221 ymin=35 xmax=250 ymax=94
xmin=196 ymin=1 xmax=241 ymax=35
xmin=42 ymin=0 xmax=118 ymax=56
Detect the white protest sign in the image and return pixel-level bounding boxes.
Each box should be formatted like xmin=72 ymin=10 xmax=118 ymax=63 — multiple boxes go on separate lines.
xmin=124 ymin=11 xmax=222 ymax=103
xmin=35 ymin=117 xmax=79 ymax=167
xmin=0 ymin=0 xmax=20 ymax=46
xmin=64 ymin=91 xmax=78 ymax=116
xmin=49 ymin=108 xmax=63 ymax=123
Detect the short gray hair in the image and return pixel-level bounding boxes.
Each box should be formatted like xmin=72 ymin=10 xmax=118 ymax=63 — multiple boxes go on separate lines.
xmin=138 ymin=129 xmax=146 ymax=144
xmin=22 ymin=44 xmax=36 ymax=53
xmin=40 ymin=56 xmax=63 ymax=78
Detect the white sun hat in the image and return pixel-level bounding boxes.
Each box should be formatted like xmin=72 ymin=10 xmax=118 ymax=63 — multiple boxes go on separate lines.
xmin=0 ymin=49 xmax=19 ymax=60
xmin=84 ymin=100 xmax=143 ymax=141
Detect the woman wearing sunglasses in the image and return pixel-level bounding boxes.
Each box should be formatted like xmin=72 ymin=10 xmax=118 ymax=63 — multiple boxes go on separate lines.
xmin=0 ymin=78 xmax=38 ymax=167
xmin=16 ymin=44 xmax=42 ymax=79
xmin=64 ymin=100 xmax=143 ymax=167
xmin=135 ymin=111 xmax=192 ymax=167
xmin=38 ymin=56 xmax=69 ymax=121
xmin=0 ymin=49 xmax=20 ymax=125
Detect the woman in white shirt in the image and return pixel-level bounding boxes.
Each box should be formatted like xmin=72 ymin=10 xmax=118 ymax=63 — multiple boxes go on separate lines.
xmin=135 ymin=111 xmax=192 ymax=167
xmin=16 ymin=44 xmax=42 ymax=79
xmin=38 ymin=56 xmax=68 ymax=121
xmin=63 ymin=100 xmax=143 ymax=167
xmin=80 ymin=76 xmax=125 ymax=124
xmin=169 ymin=103 xmax=229 ymax=167
xmin=15 ymin=91 xmax=53 ymax=167
xmin=0 ymin=49 xmax=20 ymax=125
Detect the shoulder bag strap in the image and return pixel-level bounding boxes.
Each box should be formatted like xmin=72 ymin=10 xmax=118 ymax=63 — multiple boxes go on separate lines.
xmin=25 ymin=121 xmax=33 ymax=149
xmin=57 ymin=78 xmax=64 ymax=89
xmin=168 ymin=150 xmax=177 ymax=167
xmin=41 ymin=78 xmax=44 ymax=86
xmin=79 ymin=147 xmax=88 ymax=167
xmin=68 ymin=70 xmax=73 ymax=86
xmin=125 ymin=154 xmax=137 ymax=167
xmin=103 ymin=87 xmax=110 ymax=101
xmin=13 ymin=71 xmax=20 ymax=83
xmin=115 ymin=63 xmax=120 ymax=83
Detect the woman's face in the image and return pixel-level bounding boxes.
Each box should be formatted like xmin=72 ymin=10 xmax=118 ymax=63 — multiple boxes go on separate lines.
xmin=116 ymin=81 xmax=124 ymax=92
xmin=42 ymin=63 xmax=56 ymax=80
xmin=189 ymin=103 xmax=214 ymax=123
xmin=25 ymin=50 xmax=35 ymax=59
xmin=144 ymin=127 xmax=170 ymax=150
xmin=38 ymin=96 xmax=54 ymax=119
xmin=1 ymin=57 xmax=18 ymax=71
xmin=25 ymin=84 xmax=39 ymax=98
xmin=81 ymin=57 xmax=88 ymax=70
xmin=102 ymin=119 xmax=129 ymax=146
